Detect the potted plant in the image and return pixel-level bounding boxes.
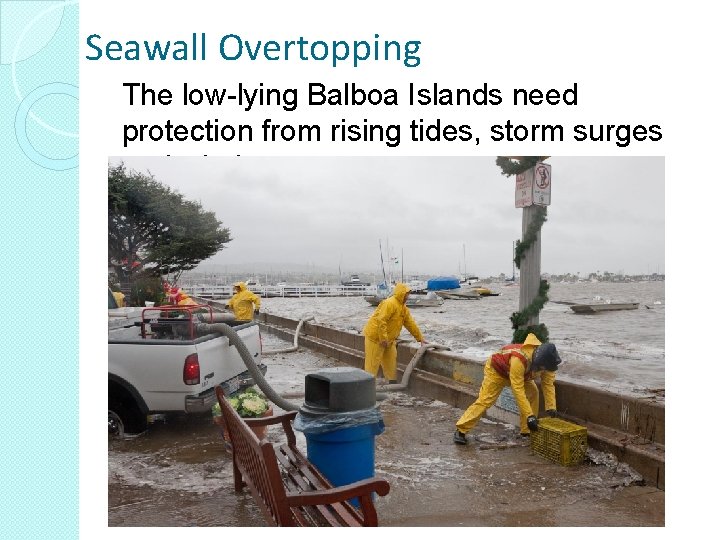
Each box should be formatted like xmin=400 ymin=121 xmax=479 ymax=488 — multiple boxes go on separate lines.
xmin=212 ymin=388 xmax=273 ymax=450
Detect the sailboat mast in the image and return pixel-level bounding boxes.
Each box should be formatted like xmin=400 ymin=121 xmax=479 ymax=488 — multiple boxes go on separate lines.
xmin=463 ymin=243 xmax=467 ymax=278
xmin=386 ymin=236 xmax=392 ymax=284
xmin=379 ymin=239 xmax=387 ymax=285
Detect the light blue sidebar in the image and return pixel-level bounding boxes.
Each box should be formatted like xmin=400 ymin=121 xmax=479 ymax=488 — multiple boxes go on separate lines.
xmin=0 ymin=2 xmax=79 ymax=538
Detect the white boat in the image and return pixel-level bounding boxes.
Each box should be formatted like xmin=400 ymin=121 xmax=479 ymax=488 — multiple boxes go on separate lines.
xmin=407 ymin=278 xmax=427 ymax=292
xmin=341 ymin=274 xmax=370 ymax=286
xmin=435 ymin=287 xmax=481 ymax=300
xmin=364 ymin=291 xmax=444 ymax=308
xmin=244 ymin=277 xmax=263 ymax=294
xmin=435 ymin=284 xmax=500 ymax=300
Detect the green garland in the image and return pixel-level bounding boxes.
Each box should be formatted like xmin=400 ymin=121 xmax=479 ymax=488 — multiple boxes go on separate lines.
xmin=514 ymin=207 xmax=547 ymax=267
xmin=495 ymin=156 xmax=549 ymax=177
xmin=496 ymin=156 xmax=552 ymax=343
xmin=510 ymin=280 xmax=550 ymax=344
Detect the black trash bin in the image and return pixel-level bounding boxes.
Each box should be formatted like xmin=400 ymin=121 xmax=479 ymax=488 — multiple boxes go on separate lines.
xmin=294 ymin=367 xmax=384 ymax=499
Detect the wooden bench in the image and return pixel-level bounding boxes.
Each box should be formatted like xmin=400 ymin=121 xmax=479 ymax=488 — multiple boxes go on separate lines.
xmin=215 ymin=386 xmax=390 ymax=526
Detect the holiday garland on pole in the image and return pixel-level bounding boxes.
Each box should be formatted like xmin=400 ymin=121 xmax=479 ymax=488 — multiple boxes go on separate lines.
xmin=495 ymin=156 xmax=550 ymax=177
xmin=496 ymin=157 xmax=551 ymax=344
xmin=514 ymin=206 xmax=547 ymax=268
xmin=510 ymin=278 xmax=550 ymax=343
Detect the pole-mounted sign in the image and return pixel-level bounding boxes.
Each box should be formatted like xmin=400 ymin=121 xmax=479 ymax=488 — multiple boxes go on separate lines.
xmin=515 ymin=171 xmax=532 ymax=208
xmin=515 ymin=162 xmax=551 ymax=207
xmin=533 ymin=163 xmax=551 ymax=206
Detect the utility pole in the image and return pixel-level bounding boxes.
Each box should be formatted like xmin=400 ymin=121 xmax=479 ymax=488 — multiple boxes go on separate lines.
xmin=515 ymin=161 xmax=551 ymax=329
xmin=520 ymin=206 xmax=542 ymax=325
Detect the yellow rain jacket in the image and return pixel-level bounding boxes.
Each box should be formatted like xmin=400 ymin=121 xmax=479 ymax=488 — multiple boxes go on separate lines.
xmin=111 ymin=291 xmax=125 ymax=308
xmin=363 ymin=283 xmax=424 ymax=380
xmin=178 ymin=293 xmax=198 ymax=307
xmin=226 ymin=282 xmax=261 ymax=321
xmin=456 ymin=333 xmax=557 ymax=435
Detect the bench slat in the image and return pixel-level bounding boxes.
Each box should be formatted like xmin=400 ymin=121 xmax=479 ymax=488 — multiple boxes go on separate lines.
xmin=276 ymin=444 xmax=362 ymax=526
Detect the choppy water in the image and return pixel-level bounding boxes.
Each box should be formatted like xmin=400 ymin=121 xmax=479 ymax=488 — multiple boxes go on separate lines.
xmin=259 ymin=281 xmax=665 ymax=398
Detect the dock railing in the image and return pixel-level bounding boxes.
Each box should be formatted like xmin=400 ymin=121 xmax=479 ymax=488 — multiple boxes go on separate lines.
xmin=186 ymin=284 xmax=377 ymax=299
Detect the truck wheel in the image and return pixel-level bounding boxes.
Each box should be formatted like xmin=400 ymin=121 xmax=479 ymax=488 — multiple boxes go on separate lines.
xmin=109 ymin=396 xmax=146 ymax=437
xmin=108 ymin=409 xmax=125 ymax=437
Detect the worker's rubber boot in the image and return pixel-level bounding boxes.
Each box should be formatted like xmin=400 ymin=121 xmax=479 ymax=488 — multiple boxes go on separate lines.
xmin=453 ymin=430 xmax=468 ymax=445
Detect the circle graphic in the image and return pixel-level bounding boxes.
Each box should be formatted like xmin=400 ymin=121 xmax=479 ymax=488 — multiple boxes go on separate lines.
xmin=15 ymin=82 xmax=79 ymax=170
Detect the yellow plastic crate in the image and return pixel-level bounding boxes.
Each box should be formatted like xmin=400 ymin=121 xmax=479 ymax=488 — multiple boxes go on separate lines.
xmin=530 ymin=418 xmax=588 ymax=466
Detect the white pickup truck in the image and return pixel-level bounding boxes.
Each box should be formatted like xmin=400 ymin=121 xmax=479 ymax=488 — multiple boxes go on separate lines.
xmin=108 ymin=295 xmax=264 ymax=436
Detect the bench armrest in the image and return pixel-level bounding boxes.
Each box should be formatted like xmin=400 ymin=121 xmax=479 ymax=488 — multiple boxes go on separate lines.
xmin=286 ymin=477 xmax=390 ymax=526
xmin=285 ymin=477 xmax=390 ymax=506
xmin=243 ymin=410 xmax=298 ymax=445
xmin=243 ymin=410 xmax=297 ymax=427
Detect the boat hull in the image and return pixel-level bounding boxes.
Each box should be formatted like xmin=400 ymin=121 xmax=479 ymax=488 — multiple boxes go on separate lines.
xmin=364 ymin=295 xmax=444 ymax=308
xmin=570 ymin=303 xmax=639 ymax=314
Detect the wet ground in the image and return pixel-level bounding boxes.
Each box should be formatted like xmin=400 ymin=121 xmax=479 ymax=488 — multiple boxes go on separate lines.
xmin=109 ymin=335 xmax=664 ymax=527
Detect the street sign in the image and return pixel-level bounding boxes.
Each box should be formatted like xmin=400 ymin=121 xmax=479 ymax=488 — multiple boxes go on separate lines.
xmin=515 ymin=171 xmax=532 ymax=208
xmin=533 ymin=163 xmax=551 ymax=206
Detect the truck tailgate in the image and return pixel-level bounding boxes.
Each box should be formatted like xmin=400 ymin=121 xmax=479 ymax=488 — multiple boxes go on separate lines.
xmin=108 ymin=321 xmax=263 ymax=414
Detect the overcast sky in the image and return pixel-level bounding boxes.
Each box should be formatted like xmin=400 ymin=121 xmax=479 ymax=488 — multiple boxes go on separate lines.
xmin=109 ymin=156 xmax=664 ymax=279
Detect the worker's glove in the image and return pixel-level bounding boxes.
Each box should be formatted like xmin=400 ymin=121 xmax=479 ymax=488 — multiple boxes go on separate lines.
xmin=545 ymin=409 xmax=558 ymax=418
xmin=527 ymin=415 xmax=539 ymax=432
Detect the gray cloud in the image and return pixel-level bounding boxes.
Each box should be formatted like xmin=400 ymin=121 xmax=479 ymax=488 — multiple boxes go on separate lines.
xmin=110 ymin=156 xmax=664 ymax=278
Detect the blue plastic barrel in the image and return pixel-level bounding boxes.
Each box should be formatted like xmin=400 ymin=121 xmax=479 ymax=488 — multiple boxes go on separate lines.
xmin=295 ymin=367 xmax=383 ymax=507
xmin=305 ymin=421 xmax=384 ymax=506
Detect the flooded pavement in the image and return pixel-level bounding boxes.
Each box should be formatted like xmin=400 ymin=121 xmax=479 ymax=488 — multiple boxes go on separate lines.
xmin=109 ymin=335 xmax=664 ymax=527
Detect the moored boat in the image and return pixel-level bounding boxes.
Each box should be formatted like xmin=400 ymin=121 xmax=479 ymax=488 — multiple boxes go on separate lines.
xmin=364 ymin=291 xmax=444 ymax=308
xmin=570 ymin=302 xmax=640 ymax=314
xmin=473 ymin=287 xmax=500 ymax=297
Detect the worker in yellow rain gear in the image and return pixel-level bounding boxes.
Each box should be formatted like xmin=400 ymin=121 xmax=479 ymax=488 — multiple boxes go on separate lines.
xmin=162 ymin=282 xmax=198 ymax=307
xmin=174 ymin=288 xmax=198 ymax=307
xmin=363 ymin=282 xmax=427 ymax=382
xmin=226 ymin=281 xmax=261 ymax=322
xmin=453 ymin=334 xmax=562 ymax=445
xmin=111 ymin=289 xmax=125 ymax=308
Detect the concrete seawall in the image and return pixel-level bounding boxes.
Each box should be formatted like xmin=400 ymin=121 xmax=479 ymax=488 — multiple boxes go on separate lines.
xmin=252 ymin=311 xmax=664 ymax=489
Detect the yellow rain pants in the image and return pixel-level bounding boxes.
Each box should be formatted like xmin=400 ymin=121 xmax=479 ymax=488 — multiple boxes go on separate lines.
xmin=455 ymin=334 xmax=556 ymax=435
xmin=364 ymin=337 xmax=401 ymax=380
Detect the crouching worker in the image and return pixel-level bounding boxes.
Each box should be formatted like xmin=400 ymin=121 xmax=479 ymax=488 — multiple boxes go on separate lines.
xmin=363 ymin=283 xmax=427 ymax=383
xmin=162 ymin=282 xmax=198 ymax=307
xmin=453 ymin=333 xmax=562 ymax=445
xmin=226 ymin=281 xmax=261 ymax=322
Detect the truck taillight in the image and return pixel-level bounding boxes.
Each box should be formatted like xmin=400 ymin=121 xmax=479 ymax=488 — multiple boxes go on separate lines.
xmin=183 ymin=353 xmax=200 ymax=385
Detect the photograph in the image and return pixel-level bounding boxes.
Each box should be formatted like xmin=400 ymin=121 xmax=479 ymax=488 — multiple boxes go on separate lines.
xmin=107 ymin=156 xmax=664 ymax=527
